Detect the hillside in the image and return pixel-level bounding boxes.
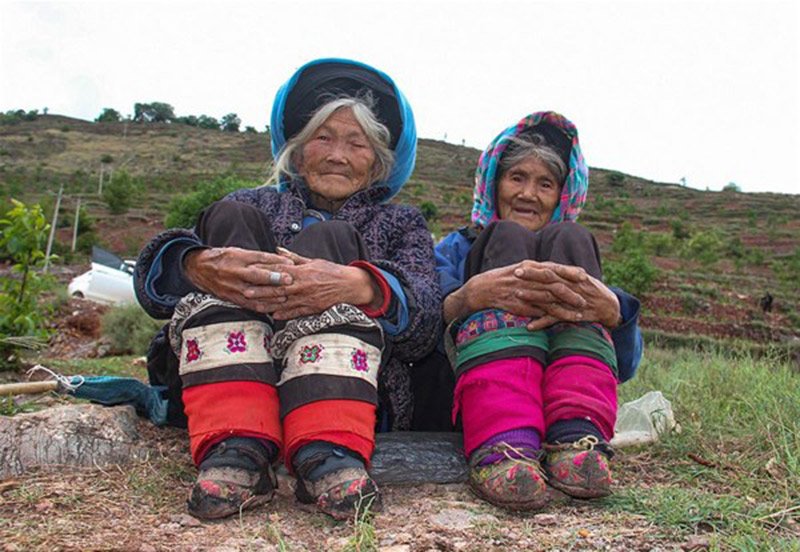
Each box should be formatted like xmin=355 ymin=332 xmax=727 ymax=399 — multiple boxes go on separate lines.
xmin=1 ymin=114 xmax=799 ymax=356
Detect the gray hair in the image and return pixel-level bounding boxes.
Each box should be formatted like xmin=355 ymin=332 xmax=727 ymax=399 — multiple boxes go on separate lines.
xmin=498 ymin=134 xmax=568 ymax=185
xmin=269 ymin=95 xmax=395 ymax=186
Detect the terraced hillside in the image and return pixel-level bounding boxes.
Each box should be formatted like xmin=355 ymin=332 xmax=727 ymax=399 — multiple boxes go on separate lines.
xmin=1 ymin=114 xmax=798 ymax=357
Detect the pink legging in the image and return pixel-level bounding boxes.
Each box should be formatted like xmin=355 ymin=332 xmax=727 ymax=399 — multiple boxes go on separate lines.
xmin=454 ymin=355 xmax=617 ymax=458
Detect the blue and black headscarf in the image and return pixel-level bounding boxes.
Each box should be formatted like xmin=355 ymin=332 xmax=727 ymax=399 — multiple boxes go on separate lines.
xmin=270 ymin=58 xmax=417 ymax=202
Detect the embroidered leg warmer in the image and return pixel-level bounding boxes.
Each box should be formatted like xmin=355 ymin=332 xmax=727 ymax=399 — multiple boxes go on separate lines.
xmin=271 ymin=303 xmax=384 ymax=469
xmin=170 ymin=293 xmax=282 ymax=465
xmin=449 ymin=309 xmax=548 ymax=457
xmin=543 ymin=323 xmax=618 ymax=442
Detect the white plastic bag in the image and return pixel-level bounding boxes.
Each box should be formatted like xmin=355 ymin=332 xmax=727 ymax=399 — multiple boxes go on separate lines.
xmin=611 ymin=390 xmax=678 ymax=448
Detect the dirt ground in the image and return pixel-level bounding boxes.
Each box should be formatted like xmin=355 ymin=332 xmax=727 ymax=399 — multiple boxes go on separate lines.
xmin=0 ymin=418 xmax=691 ymax=552
xmin=0 ymin=300 xmax=706 ymax=551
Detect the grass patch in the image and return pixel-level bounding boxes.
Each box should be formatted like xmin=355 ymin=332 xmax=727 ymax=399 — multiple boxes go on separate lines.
xmin=617 ymin=347 xmax=800 ymax=547
xmin=36 ymin=355 xmax=145 ymax=379
xmin=342 ymin=493 xmax=379 ymax=552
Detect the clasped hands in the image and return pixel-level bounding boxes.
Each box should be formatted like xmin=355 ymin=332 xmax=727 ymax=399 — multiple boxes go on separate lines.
xmin=448 ymin=260 xmax=621 ymax=331
xmin=184 ymin=246 xmax=380 ymax=320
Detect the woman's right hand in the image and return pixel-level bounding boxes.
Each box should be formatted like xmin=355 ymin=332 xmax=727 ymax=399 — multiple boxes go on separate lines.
xmin=184 ymin=247 xmax=295 ymax=314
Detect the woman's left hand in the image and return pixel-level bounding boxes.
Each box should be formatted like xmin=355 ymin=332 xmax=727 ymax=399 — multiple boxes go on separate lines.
xmin=512 ymin=262 xmax=621 ymax=331
xmin=269 ymin=249 xmax=381 ymax=320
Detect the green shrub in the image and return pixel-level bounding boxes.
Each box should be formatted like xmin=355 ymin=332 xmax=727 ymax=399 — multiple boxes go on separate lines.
xmin=611 ymin=201 xmax=636 ymax=218
xmin=0 ymin=200 xmax=56 ymax=363
xmin=101 ymin=304 xmax=162 ymax=355
xmin=682 ymin=229 xmax=723 ymax=266
xmin=643 ymin=232 xmax=675 ymax=256
xmin=607 ymin=171 xmax=625 ymax=187
xmin=164 ymin=176 xmax=256 ymax=228
xmin=103 ymin=170 xmax=136 ymax=214
xmin=671 ymin=219 xmax=691 ymax=240
xmin=610 ymin=222 xmax=644 ymax=255
xmin=773 ymin=247 xmax=800 ymax=290
xmin=0 ymin=109 xmax=38 ymax=125
xmin=420 ymin=201 xmax=438 ymax=221
xmin=96 ymin=108 xmax=122 ymax=123
xmin=604 ymin=250 xmax=659 ymax=296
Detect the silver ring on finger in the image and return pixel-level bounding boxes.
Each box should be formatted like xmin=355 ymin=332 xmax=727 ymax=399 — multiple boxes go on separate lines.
xmin=268 ymin=271 xmax=282 ymax=286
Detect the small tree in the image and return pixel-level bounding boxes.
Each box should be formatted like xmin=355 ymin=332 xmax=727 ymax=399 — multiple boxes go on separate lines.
xmin=133 ymin=102 xmax=175 ymax=123
xmin=197 ymin=115 xmax=220 ymax=130
xmin=722 ymin=182 xmax=741 ymax=193
xmin=0 ymin=200 xmax=54 ymax=346
xmin=605 ymin=251 xmax=659 ymax=297
xmin=176 ymin=115 xmax=199 ymax=127
xmin=686 ymin=230 xmax=723 ymax=266
xmin=102 ymin=171 xmax=136 ymax=214
xmin=610 ymin=222 xmax=643 ymax=254
xmin=96 ymin=108 xmax=122 ymax=123
xmin=220 ymin=113 xmax=241 ymax=132
xmin=165 ymin=176 xmax=256 ymax=228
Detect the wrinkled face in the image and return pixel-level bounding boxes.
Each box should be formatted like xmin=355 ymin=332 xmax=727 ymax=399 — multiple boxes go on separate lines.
xmin=496 ymin=156 xmax=562 ymax=231
xmin=297 ymin=108 xmax=377 ymax=202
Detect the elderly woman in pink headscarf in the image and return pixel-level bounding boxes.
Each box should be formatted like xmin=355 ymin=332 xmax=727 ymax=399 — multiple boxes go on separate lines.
xmin=429 ymin=111 xmax=643 ymax=510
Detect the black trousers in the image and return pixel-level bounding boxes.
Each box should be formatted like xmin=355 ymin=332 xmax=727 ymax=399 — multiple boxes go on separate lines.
xmin=465 ymin=220 xmax=603 ymax=280
xmin=197 ymin=200 xmax=371 ymax=265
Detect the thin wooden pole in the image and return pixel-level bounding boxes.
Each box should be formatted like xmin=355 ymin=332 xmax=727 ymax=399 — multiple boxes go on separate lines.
xmin=98 ymin=166 xmax=104 ymax=195
xmin=0 ymin=381 xmax=59 ymax=396
xmin=43 ymin=182 xmax=63 ymax=274
xmin=71 ymin=198 xmax=81 ymax=252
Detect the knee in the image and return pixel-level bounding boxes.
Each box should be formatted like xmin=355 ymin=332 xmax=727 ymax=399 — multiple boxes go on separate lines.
xmin=483 ymin=220 xmax=530 ymax=247
xmin=540 ymin=222 xmax=595 ymax=249
xmin=200 ymin=200 xmax=262 ymax=225
xmin=299 ymin=220 xmax=359 ymax=240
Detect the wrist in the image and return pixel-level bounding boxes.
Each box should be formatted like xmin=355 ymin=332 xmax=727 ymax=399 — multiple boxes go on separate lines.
xmin=444 ymin=285 xmax=470 ymax=323
xmin=346 ymin=262 xmax=389 ymax=315
xmin=602 ymin=293 xmax=622 ymax=329
xmin=182 ymin=248 xmax=208 ymax=288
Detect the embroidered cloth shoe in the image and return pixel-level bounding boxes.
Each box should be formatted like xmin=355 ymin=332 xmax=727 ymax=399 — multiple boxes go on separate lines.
xmin=294 ymin=447 xmax=381 ymax=521
xmin=543 ymin=435 xmax=612 ymax=498
xmin=468 ymin=443 xmax=549 ymax=511
xmin=187 ymin=437 xmax=277 ymax=520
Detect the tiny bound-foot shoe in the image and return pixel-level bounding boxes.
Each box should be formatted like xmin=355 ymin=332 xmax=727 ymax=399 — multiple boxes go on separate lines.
xmin=294 ymin=444 xmax=381 ymax=521
xmin=468 ymin=443 xmax=549 ymax=511
xmin=544 ymin=435 xmax=612 ymax=498
xmin=187 ymin=437 xmax=277 ymax=520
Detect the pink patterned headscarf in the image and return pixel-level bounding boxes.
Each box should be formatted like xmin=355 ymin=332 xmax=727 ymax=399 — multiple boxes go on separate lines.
xmin=471 ymin=111 xmax=588 ymax=228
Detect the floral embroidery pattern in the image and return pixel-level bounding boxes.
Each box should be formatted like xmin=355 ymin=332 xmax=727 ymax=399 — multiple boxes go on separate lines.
xmin=350 ymin=349 xmax=369 ymax=372
xmin=185 ymin=339 xmax=202 ymax=363
xmin=226 ymin=331 xmax=247 ymax=353
xmin=263 ymin=333 xmax=272 ymax=355
xmin=456 ymin=309 xmax=534 ymax=345
xmin=299 ymin=344 xmax=324 ymax=364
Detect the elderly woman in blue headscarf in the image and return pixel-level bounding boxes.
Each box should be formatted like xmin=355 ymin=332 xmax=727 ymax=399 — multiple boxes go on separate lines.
xmin=134 ymin=58 xmax=441 ymax=521
xmin=428 ymin=112 xmax=642 ymax=511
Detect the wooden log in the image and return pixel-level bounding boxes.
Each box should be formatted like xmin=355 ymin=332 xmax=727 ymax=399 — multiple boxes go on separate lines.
xmin=371 ymin=432 xmax=468 ymax=484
